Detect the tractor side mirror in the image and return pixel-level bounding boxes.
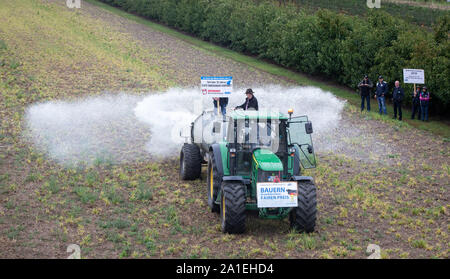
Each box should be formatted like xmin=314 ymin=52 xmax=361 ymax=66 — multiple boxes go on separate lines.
xmin=305 ymin=122 xmax=313 ymax=134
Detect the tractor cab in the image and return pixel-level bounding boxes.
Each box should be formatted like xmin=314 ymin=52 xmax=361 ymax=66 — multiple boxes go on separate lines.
xmin=181 ymin=108 xmax=318 ymax=234
xmin=223 ymin=110 xmax=316 ymax=178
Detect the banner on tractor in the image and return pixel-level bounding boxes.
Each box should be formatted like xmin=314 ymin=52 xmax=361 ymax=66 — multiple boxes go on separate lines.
xmin=257 ymin=182 xmax=298 ymax=208
xmin=201 ymin=76 xmax=233 ymax=97
xmin=403 ymin=69 xmax=425 ymax=84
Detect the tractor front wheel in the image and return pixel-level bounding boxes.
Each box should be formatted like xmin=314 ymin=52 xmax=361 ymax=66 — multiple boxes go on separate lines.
xmin=207 ymin=152 xmax=220 ymax=213
xmin=220 ymin=182 xmax=246 ymax=234
xmin=289 ymin=181 xmax=317 ymax=233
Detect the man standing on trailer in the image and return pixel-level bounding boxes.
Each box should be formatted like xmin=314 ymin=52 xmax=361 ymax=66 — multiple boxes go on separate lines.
xmin=235 ymin=88 xmax=259 ymax=111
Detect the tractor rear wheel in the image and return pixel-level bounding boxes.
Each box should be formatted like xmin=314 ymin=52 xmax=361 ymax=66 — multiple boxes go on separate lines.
xmin=207 ymin=152 xmax=220 ymax=213
xmin=289 ymin=181 xmax=317 ymax=233
xmin=179 ymin=144 xmax=202 ymax=180
xmin=220 ymin=182 xmax=246 ymax=234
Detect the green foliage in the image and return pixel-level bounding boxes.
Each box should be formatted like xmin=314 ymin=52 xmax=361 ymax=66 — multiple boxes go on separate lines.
xmin=74 ymin=186 xmax=98 ymax=204
xmin=98 ymin=0 xmax=449 ymax=114
xmin=291 ymin=0 xmax=449 ymax=28
xmin=0 ymin=39 xmax=7 ymax=50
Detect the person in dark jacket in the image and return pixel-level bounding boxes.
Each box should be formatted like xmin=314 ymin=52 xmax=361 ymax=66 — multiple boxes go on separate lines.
xmin=235 ymin=88 xmax=258 ymax=111
xmin=375 ymin=75 xmax=388 ymax=115
xmin=391 ymin=80 xmax=404 ymax=121
xmin=213 ymin=97 xmax=228 ymax=116
xmin=411 ymin=86 xmax=421 ymax=120
xmin=419 ymin=86 xmax=431 ymax=122
xmin=358 ymin=75 xmax=373 ymax=112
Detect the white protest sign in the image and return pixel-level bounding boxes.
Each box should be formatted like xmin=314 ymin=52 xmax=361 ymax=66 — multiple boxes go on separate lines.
xmin=403 ymin=69 xmax=425 ymax=84
xmin=201 ymin=76 xmax=233 ymax=97
xmin=257 ymin=182 xmax=298 ymax=208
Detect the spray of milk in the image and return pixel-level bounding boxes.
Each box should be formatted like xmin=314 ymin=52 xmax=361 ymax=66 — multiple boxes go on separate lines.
xmin=24 ymin=85 xmax=345 ymax=166
xmin=134 ymin=85 xmax=345 ymax=155
xmin=23 ymin=93 xmax=151 ymax=166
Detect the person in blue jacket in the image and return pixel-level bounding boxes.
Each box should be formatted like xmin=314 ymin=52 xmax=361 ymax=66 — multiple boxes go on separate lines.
xmin=374 ymin=75 xmax=388 ymax=115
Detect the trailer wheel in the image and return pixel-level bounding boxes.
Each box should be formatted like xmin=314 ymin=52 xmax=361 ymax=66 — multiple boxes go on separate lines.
xmin=207 ymin=152 xmax=220 ymax=213
xmin=289 ymin=181 xmax=317 ymax=233
xmin=180 ymin=144 xmax=202 ymax=180
xmin=220 ymin=182 xmax=246 ymax=234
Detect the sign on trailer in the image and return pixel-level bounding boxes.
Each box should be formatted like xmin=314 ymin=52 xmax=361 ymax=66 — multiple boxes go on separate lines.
xmin=257 ymin=182 xmax=298 ymax=208
xmin=201 ymin=76 xmax=233 ymax=97
xmin=403 ymin=69 xmax=425 ymax=84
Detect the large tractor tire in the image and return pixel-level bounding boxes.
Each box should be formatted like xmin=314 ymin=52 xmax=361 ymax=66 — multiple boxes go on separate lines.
xmin=289 ymin=180 xmax=317 ymax=233
xmin=207 ymin=152 xmax=221 ymax=213
xmin=220 ymin=182 xmax=246 ymax=234
xmin=179 ymin=143 xmax=202 ymax=180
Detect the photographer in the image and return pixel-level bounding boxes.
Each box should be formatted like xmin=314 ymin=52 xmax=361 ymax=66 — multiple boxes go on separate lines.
xmin=358 ymin=74 xmax=373 ymax=112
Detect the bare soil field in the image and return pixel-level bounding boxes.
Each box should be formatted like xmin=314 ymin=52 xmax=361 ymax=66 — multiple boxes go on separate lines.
xmin=0 ymin=0 xmax=448 ymax=258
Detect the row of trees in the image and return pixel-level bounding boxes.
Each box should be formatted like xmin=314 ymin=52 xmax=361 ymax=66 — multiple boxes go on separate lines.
xmin=99 ymin=0 xmax=450 ymax=115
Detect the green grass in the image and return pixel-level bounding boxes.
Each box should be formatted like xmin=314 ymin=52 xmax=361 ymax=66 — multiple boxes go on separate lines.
xmin=86 ymin=0 xmax=450 ymax=138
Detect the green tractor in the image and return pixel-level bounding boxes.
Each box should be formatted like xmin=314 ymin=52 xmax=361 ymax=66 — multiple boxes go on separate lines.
xmin=180 ymin=109 xmax=317 ymax=234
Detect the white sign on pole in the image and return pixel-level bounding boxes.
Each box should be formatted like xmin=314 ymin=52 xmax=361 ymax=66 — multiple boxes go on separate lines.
xmin=257 ymin=182 xmax=298 ymax=208
xmin=403 ymin=69 xmax=425 ymax=84
xmin=201 ymin=76 xmax=233 ymax=97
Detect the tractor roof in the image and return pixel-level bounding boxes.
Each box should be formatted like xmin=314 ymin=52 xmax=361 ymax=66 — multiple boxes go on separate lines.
xmin=229 ymin=110 xmax=289 ymax=120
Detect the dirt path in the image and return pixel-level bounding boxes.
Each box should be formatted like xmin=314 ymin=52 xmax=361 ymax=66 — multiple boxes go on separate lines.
xmin=0 ymin=0 xmax=448 ymax=259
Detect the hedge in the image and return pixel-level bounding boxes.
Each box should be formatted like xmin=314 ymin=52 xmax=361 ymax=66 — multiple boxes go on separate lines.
xmin=98 ymin=0 xmax=450 ymax=116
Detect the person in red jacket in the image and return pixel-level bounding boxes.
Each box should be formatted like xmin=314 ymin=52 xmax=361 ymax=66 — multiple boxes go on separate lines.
xmin=419 ymin=86 xmax=430 ymax=122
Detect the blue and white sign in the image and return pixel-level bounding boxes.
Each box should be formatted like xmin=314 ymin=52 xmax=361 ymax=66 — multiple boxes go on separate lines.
xmin=201 ymin=76 xmax=233 ymax=97
xmin=257 ymin=182 xmax=298 ymax=208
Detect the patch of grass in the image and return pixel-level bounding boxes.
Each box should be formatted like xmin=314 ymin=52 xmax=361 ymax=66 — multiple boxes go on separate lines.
xmin=130 ymin=183 xmax=153 ymax=202
xmin=7 ymin=225 xmax=24 ymax=240
xmin=411 ymin=239 xmax=428 ymax=249
xmin=25 ymin=172 xmax=41 ymax=183
xmin=45 ymin=176 xmax=60 ymax=194
xmin=0 ymin=39 xmax=7 ymax=50
xmin=99 ymin=218 xmax=131 ymax=230
xmin=74 ymin=186 xmax=98 ymax=204
xmin=9 ymin=59 xmax=20 ymax=70
xmin=103 ymin=186 xmax=124 ymax=204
